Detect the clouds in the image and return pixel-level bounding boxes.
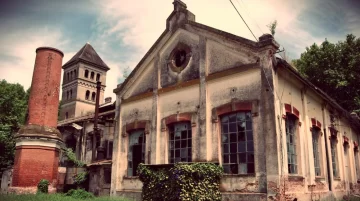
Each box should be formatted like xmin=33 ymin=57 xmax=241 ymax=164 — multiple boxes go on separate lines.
xmin=0 ymin=0 xmax=360 ymax=101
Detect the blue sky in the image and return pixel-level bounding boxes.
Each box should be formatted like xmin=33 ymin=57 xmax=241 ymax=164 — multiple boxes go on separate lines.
xmin=0 ymin=0 xmax=359 ymax=99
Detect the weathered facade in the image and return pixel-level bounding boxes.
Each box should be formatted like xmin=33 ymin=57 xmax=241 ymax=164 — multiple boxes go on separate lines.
xmin=110 ymin=1 xmax=360 ymax=200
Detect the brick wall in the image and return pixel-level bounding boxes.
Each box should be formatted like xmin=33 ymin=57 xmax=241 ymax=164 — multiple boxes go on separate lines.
xmin=12 ymin=146 xmax=59 ymax=187
xmin=27 ymin=47 xmax=63 ymax=128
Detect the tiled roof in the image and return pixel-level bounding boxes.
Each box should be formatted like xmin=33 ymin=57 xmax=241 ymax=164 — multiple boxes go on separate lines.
xmin=63 ymin=43 xmax=110 ymax=70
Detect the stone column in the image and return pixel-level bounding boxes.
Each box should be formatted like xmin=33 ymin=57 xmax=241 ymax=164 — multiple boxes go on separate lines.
xmin=10 ymin=47 xmax=64 ymax=194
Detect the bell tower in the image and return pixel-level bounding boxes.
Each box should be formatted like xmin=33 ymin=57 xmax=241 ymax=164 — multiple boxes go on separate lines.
xmin=60 ymin=43 xmax=110 ymax=120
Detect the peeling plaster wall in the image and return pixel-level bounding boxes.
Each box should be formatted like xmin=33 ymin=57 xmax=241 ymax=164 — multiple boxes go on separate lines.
xmin=159 ymin=30 xmax=200 ymax=88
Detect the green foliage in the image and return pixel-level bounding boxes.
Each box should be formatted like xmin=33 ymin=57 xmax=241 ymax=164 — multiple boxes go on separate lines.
xmin=63 ymin=148 xmax=85 ymax=167
xmin=137 ymin=163 xmax=223 ymax=201
xmin=293 ymin=34 xmax=360 ymax=112
xmin=267 ymin=20 xmax=277 ymax=36
xmin=65 ymin=189 xmax=94 ymax=199
xmin=0 ymin=80 xmax=29 ymax=172
xmin=73 ymin=171 xmax=88 ymax=185
xmin=0 ymin=193 xmax=130 ymax=201
xmin=37 ymin=179 xmax=50 ymax=193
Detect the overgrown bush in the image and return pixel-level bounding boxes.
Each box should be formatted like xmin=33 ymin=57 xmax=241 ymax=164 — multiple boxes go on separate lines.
xmin=138 ymin=163 xmax=223 ymax=201
xmin=37 ymin=179 xmax=49 ymax=194
xmin=73 ymin=171 xmax=88 ymax=185
xmin=65 ymin=189 xmax=94 ymax=199
xmin=63 ymin=148 xmax=85 ymax=167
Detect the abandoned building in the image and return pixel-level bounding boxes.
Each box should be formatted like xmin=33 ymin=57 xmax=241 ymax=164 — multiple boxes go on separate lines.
xmin=57 ymin=43 xmax=115 ymax=196
xmin=109 ymin=0 xmax=360 ymax=200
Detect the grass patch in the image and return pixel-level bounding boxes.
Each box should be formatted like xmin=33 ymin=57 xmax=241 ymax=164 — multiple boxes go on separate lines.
xmin=0 ymin=193 xmax=130 ymax=201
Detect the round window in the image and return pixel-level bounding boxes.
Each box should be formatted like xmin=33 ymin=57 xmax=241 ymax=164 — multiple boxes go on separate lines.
xmin=168 ymin=43 xmax=191 ymax=73
xmin=174 ymin=50 xmax=187 ymax=67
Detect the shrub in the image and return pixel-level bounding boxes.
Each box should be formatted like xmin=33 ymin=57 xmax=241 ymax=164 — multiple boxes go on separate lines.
xmin=63 ymin=148 xmax=85 ymax=167
xmin=73 ymin=171 xmax=88 ymax=185
xmin=37 ymin=179 xmax=49 ymax=194
xmin=65 ymin=189 xmax=94 ymax=199
xmin=138 ymin=163 xmax=223 ymax=201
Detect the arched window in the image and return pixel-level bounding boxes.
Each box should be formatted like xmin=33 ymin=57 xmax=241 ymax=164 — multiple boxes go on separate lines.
xmin=70 ymin=71 xmax=73 ymax=80
xmin=85 ymin=90 xmax=90 ymax=100
xmin=168 ymin=122 xmax=192 ymax=163
xmin=128 ymin=129 xmax=146 ymax=176
xmin=90 ymin=72 xmax=95 ymax=80
xmin=91 ymin=92 xmax=96 ymax=101
xmin=65 ymin=112 xmax=68 ymax=119
xmin=67 ymin=72 xmax=70 ymax=81
xmin=96 ymin=73 xmax=100 ymax=81
xmin=66 ymin=91 xmax=69 ymax=100
xmin=85 ymin=70 xmax=89 ymax=78
xmin=221 ymin=111 xmax=254 ymax=174
xmin=70 ymin=89 xmax=73 ymax=99
xmin=74 ymin=70 xmax=77 ymax=78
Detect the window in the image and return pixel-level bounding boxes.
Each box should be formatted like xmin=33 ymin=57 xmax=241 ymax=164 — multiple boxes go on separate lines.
xmin=90 ymin=72 xmax=95 ymax=80
xmin=128 ymin=130 xmax=146 ymax=176
xmin=85 ymin=90 xmax=90 ymax=100
xmin=74 ymin=70 xmax=77 ymax=78
xmin=70 ymin=89 xmax=73 ymax=99
xmin=355 ymin=150 xmax=360 ymax=180
xmin=67 ymin=72 xmax=70 ymax=81
xmin=286 ymin=114 xmax=297 ymax=174
xmin=168 ymin=122 xmax=192 ymax=163
xmin=70 ymin=71 xmax=73 ymax=80
xmin=221 ymin=111 xmax=254 ymax=174
xmin=85 ymin=70 xmax=89 ymax=78
xmin=66 ymin=91 xmax=69 ymax=100
xmin=108 ymin=141 xmax=113 ymax=159
xmin=104 ymin=168 xmax=111 ymax=184
xmin=96 ymin=73 xmax=100 ymax=81
xmin=91 ymin=92 xmax=96 ymax=101
xmin=312 ymin=127 xmax=321 ymax=176
xmin=330 ymin=138 xmax=338 ymax=177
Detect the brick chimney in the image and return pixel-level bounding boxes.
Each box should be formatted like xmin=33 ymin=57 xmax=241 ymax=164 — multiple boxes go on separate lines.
xmin=10 ymin=47 xmax=64 ymax=194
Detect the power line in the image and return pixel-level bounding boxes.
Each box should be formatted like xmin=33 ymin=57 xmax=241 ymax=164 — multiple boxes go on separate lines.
xmin=229 ymin=0 xmax=258 ymax=42
xmin=237 ymin=0 xmax=264 ymax=34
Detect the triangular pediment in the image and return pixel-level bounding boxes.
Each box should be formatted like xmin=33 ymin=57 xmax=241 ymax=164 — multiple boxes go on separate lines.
xmin=115 ymin=2 xmax=275 ymax=99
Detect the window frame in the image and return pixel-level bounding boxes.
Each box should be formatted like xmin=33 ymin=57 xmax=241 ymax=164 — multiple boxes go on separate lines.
xmin=311 ymin=126 xmax=321 ymax=177
xmin=354 ymin=148 xmax=360 ymax=181
xmin=330 ymin=136 xmax=339 ymax=178
xmin=127 ymin=129 xmax=146 ymax=176
xmin=84 ymin=70 xmax=89 ymax=78
xmin=220 ymin=111 xmax=254 ymax=175
xmin=285 ymin=113 xmax=298 ymax=175
xmin=85 ymin=90 xmax=90 ymax=100
xmin=168 ymin=121 xmax=192 ymax=164
xmin=91 ymin=92 xmax=96 ymax=101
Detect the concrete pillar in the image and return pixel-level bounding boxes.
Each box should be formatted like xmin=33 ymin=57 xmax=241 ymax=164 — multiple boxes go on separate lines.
xmin=10 ymin=47 xmax=64 ymax=194
xmin=197 ymin=36 xmax=209 ymax=161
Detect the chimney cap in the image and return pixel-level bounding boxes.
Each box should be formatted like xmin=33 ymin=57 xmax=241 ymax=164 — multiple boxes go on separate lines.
xmin=36 ymin=47 xmax=64 ymax=57
xmin=173 ymin=0 xmax=187 ymax=11
xmin=105 ymin=97 xmax=112 ymax=103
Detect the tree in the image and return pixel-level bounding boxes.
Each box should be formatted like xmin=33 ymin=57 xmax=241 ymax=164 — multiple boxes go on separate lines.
xmin=293 ymin=34 xmax=360 ymax=112
xmin=0 ymin=80 xmax=28 ymax=172
xmin=267 ymin=20 xmax=277 ymax=36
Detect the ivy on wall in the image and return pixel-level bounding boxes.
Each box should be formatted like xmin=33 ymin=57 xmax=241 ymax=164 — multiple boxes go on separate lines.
xmin=137 ymin=163 xmax=223 ymax=201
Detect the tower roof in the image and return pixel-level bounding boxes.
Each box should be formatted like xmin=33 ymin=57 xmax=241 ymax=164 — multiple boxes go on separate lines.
xmin=63 ymin=43 xmax=110 ymax=71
